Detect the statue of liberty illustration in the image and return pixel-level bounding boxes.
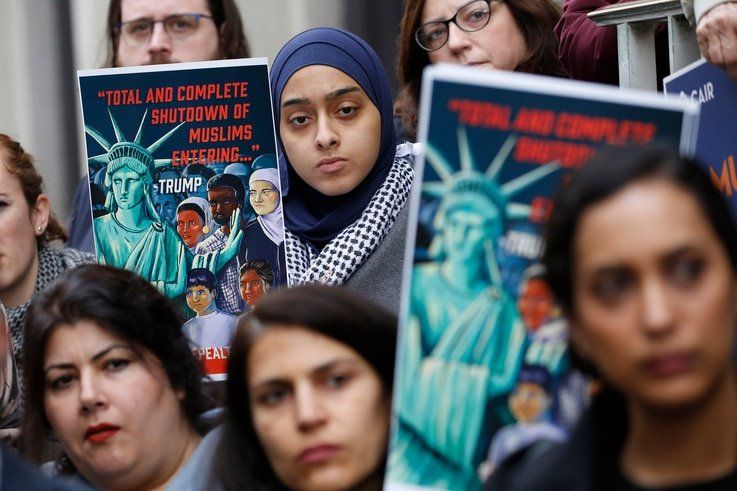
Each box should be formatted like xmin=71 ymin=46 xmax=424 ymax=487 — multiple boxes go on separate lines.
xmin=86 ymin=108 xmax=243 ymax=299
xmin=390 ymin=127 xmax=560 ymax=490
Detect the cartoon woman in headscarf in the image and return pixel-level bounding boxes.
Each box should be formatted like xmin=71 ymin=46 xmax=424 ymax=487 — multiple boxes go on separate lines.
xmin=242 ymin=166 xmax=286 ymax=286
xmin=176 ymin=197 xmax=216 ymax=252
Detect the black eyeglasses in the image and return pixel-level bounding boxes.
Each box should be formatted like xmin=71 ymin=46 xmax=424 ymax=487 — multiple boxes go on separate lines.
xmin=116 ymin=13 xmax=214 ymax=47
xmin=414 ymin=0 xmax=496 ymax=52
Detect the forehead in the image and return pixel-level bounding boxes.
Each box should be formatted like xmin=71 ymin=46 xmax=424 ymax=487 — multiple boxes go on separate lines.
xmin=574 ymin=179 xmax=720 ymax=270
xmin=209 ymin=186 xmax=236 ymax=198
xmin=44 ymin=320 xmax=126 ymax=363
xmin=120 ymin=0 xmax=211 ymax=19
xmin=241 ymin=269 xmax=261 ymax=281
xmin=422 ymin=0 xmax=476 ymax=22
xmin=251 ymin=179 xmax=275 ymax=190
xmin=248 ymin=326 xmax=362 ymax=383
xmin=281 ymin=65 xmax=365 ymax=103
xmin=0 ymin=162 xmax=21 ymax=195
xmin=178 ymin=208 xmax=201 ymax=219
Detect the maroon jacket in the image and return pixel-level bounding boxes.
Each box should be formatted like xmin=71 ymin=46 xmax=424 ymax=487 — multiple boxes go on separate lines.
xmin=554 ymin=0 xmax=625 ymax=85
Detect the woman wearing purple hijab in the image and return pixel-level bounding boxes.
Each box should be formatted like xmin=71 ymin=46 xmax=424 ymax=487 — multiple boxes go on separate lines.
xmin=270 ymin=27 xmax=418 ymax=314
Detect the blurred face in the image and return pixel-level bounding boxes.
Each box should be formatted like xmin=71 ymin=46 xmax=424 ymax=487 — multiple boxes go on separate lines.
xmin=443 ymin=203 xmax=496 ymax=261
xmin=43 ymin=320 xmax=195 ymax=490
xmin=421 ymin=0 xmax=528 ymax=70
xmin=111 ymin=168 xmax=145 ymax=211
xmin=509 ymin=382 xmax=549 ymax=424
xmin=154 ymin=193 xmax=177 ymax=224
xmin=279 ymin=65 xmax=381 ymax=196
xmin=176 ymin=209 xmax=204 ymax=248
xmin=185 ymin=284 xmax=215 ymax=315
xmin=249 ymin=180 xmax=279 ymax=216
xmin=248 ymin=326 xmax=390 ymax=491
xmin=571 ymin=179 xmax=737 ymax=410
xmin=518 ymin=278 xmax=554 ymax=331
xmin=0 ymin=162 xmax=49 ymax=307
xmin=116 ymin=0 xmax=222 ymax=67
xmin=240 ymin=269 xmax=267 ymax=306
xmin=208 ymin=186 xmax=238 ymax=226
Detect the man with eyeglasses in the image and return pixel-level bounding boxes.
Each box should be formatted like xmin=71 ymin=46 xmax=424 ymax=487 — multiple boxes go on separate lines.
xmin=67 ymin=0 xmax=251 ymax=253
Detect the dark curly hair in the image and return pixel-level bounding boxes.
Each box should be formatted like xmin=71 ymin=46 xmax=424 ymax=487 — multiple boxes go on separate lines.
xmin=20 ymin=264 xmax=206 ymax=465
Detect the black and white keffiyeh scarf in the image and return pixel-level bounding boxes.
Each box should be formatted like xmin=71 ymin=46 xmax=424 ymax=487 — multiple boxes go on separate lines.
xmin=6 ymin=245 xmax=94 ymax=393
xmin=285 ymin=146 xmax=416 ymax=286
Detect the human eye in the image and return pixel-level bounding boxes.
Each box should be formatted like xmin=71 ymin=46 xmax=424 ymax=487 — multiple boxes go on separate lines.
xmin=423 ymin=24 xmax=447 ymax=44
xmin=589 ymin=269 xmax=633 ymax=303
xmin=337 ymin=104 xmax=358 ymax=118
xmin=323 ymin=371 xmax=352 ymax=389
xmin=667 ymin=253 xmax=704 ymax=287
xmin=167 ymin=15 xmax=197 ymax=33
xmin=257 ymin=386 xmax=289 ymax=407
xmin=47 ymin=372 xmax=76 ymax=391
xmin=103 ymin=358 xmax=130 ymax=372
xmin=124 ymin=19 xmax=152 ymax=37
xmin=288 ymin=114 xmax=311 ymax=127
xmin=462 ymin=5 xmax=490 ymax=26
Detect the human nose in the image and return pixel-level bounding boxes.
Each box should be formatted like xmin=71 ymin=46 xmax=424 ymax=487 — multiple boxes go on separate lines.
xmin=640 ymin=279 xmax=676 ymax=335
xmin=315 ymin=116 xmax=339 ymax=150
xmin=79 ymin=371 xmax=106 ymax=413
xmin=294 ymin=385 xmax=327 ymax=432
xmin=254 ymin=191 xmax=263 ymax=203
xmin=446 ymin=21 xmax=472 ymax=53
xmin=148 ymin=21 xmax=172 ymax=53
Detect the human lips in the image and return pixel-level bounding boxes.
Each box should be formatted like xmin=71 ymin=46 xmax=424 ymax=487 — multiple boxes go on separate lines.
xmin=317 ymin=157 xmax=347 ymax=174
xmin=297 ymin=444 xmax=342 ymax=465
xmin=644 ymin=352 xmax=696 ymax=378
xmin=85 ymin=423 xmax=120 ymax=443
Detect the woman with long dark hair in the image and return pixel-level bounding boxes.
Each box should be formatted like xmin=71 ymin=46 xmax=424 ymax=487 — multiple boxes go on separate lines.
xmin=492 ymin=146 xmax=737 ymax=489
xmin=216 ymin=284 xmax=397 ymax=491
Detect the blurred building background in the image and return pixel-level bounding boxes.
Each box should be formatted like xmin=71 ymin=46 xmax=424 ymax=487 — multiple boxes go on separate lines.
xmin=0 ymin=0 xmax=402 ymax=222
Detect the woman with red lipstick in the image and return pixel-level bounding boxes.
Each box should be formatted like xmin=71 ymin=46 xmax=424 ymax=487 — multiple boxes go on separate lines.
xmin=21 ymin=265 xmax=219 ymax=491
xmin=490 ymin=146 xmax=737 ymax=490
xmin=215 ymin=284 xmax=397 ymax=491
xmin=395 ymin=0 xmax=567 ymax=141
xmin=270 ymin=27 xmax=417 ymax=314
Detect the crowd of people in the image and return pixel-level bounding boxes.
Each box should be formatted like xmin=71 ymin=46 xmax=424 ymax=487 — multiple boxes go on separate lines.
xmin=0 ymin=0 xmax=736 ymax=489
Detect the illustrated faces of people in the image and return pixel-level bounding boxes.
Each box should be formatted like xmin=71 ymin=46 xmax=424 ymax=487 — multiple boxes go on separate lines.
xmin=509 ymin=381 xmax=549 ymax=424
xmin=0 ymin=162 xmax=49 ymax=307
xmin=571 ymin=179 xmax=737 ymax=410
xmin=248 ymin=326 xmax=390 ymax=491
xmin=208 ymin=186 xmax=239 ymax=226
xmin=249 ymin=180 xmax=279 ymax=216
xmin=43 ymin=320 xmax=192 ymax=490
xmin=185 ymin=284 xmax=216 ymax=315
xmin=154 ymin=193 xmax=177 ymax=224
xmin=116 ymin=0 xmax=222 ymax=67
xmin=518 ymin=278 xmax=554 ymax=331
xmin=111 ymin=167 xmax=146 ymax=211
xmin=421 ymin=0 xmax=528 ymax=70
xmin=279 ymin=65 xmax=381 ymax=197
xmin=239 ymin=269 xmax=267 ymax=306
xmin=176 ymin=209 xmax=204 ymax=248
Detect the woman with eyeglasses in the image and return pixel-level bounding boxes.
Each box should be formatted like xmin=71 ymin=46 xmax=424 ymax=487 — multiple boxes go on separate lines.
xmin=395 ymin=0 xmax=567 ymax=141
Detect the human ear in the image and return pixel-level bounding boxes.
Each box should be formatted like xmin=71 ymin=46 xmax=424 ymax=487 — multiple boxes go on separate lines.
xmin=31 ymin=194 xmax=51 ymax=236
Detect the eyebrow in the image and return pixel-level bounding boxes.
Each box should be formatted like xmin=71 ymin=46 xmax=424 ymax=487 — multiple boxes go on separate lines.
xmin=281 ymin=86 xmax=362 ymax=109
xmin=43 ymin=343 xmax=132 ymax=374
xmin=250 ymin=357 xmax=358 ymax=390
